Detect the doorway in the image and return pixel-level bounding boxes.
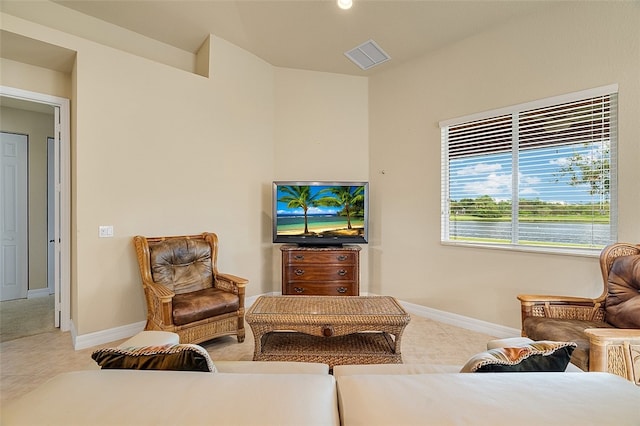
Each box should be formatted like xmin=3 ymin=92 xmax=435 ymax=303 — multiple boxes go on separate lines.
xmin=0 ymin=86 xmax=71 ymax=333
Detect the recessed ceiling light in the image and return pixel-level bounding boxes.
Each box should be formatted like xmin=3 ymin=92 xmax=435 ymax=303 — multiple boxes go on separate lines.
xmin=337 ymin=0 xmax=353 ymax=10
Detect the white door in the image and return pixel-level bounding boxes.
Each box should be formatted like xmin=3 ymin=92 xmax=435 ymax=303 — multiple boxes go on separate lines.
xmin=47 ymin=137 xmax=55 ymax=298
xmin=0 ymin=132 xmax=28 ymax=301
xmin=47 ymin=117 xmax=62 ymax=327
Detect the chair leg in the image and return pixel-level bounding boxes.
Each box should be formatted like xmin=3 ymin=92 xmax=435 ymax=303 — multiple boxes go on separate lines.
xmin=237 ymin=329 xmax=245 ymax=343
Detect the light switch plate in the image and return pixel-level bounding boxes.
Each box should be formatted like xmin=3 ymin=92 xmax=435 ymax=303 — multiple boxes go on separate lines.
xmin=99 ymin=225 xmax=114 ymax=238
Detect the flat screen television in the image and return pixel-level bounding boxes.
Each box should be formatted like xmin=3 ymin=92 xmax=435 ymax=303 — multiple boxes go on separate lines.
xmin=273 ymin=181 xmax=368 ymax=246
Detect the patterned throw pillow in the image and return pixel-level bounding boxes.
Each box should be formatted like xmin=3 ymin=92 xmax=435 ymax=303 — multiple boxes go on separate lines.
xmin=460 ymin=341 xmax=577 ymax=373
xmin=91 ymin=344 xmax=216 ymax=372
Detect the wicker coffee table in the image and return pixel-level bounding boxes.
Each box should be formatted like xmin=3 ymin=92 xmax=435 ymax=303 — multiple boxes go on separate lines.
xmin=245 ymin=295 xmax=411 ymax=368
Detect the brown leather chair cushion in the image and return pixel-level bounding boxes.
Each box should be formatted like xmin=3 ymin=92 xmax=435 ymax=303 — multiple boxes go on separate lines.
xmin=172 ymin=287 xmax=239 ymax=326
xmin=149 ymin=238 xmax=213 ymax=294
xmin=606 ymin=254 xmax=640 ymax=329
xmin=523 ymin=317 xmax=613 ymax=371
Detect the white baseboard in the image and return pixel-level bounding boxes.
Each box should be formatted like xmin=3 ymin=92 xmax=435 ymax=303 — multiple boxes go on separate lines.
xmin=73 ymin=320 xmax=146 ymax=350
xmin=70 ymin=293 xmax=519 ymax=350
xmin=399 ymin=300 xmax=520 ymax=339
xmin=27 ymin=288 xmax=52 ymax=298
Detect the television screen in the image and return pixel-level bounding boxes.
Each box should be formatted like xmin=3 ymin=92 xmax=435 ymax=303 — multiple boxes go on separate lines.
xmin=273 ymin=181 xmax=368 ymax=245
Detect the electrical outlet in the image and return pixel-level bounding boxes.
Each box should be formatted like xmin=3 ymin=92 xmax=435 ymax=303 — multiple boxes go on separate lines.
xmin=99 ymin=225 xmax=114 ymax=238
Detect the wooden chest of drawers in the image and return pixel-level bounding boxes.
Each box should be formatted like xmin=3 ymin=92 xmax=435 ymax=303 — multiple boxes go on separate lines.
xmin=280 ymin=245 xmax=361 ymax=296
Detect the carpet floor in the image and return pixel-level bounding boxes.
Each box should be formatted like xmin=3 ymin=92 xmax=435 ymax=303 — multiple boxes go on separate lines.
xmin=0 ymin=304 xmax=496 ymax=407
xmin=0 ymin=295 xmax=56 ymax=343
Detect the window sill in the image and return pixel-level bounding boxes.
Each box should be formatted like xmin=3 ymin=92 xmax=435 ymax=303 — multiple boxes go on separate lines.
xmin=440 ymin=241 xmax=601 ymax=258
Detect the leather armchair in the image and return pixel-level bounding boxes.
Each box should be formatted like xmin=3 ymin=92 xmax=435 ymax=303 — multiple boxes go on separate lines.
xmin=133 ymin=232 xmax=248 ymax=344
xmin=517 ymin=242 xmax=640 ymax=382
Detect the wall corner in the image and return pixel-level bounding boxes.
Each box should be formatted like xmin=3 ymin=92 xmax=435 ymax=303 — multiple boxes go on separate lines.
xmin=195 ymin=35 xmax=212 ymax=78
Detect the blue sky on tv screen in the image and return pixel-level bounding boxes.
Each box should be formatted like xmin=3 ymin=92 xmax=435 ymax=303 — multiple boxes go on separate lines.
xmin=276 ymin=185 xmax=361 ymax=216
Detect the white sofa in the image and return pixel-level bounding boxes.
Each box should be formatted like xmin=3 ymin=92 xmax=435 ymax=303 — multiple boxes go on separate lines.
xmin=4 ymin=362 xmax=639 ymax=426
xmin=6 ymin=361 xmax=640 ymax=426
xmin=3 ymin=333 xmax=639 ymax=425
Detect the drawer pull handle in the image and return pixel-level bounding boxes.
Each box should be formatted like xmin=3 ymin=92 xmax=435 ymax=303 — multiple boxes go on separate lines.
xmin=337 ymin=269 xmax=347 ymax=276
xmin=294 ymin=255 xmax=305 ymax=260
xmin=337 ymin=287 xmax=347 ymax=294
xmin=294 ymin=269 xmax=305 ymax=276
xmin=337 ymin=255 xmax=348 ymax=261
xmin=322 ymin=325 xmax=334 ymax=337
xmin=294 ymin=287 xmax=305 ymax=293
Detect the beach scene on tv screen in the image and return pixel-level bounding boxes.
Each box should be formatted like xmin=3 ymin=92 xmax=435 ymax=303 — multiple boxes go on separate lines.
xmin=276 ymin=185 xmax=366 ymax=237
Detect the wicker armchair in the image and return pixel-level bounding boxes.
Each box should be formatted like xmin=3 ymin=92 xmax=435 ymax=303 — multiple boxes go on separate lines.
xmin=133 ymin=232 xmax=248 ymax=345
xmin=517 ymin=242 xmax=640 ymax=381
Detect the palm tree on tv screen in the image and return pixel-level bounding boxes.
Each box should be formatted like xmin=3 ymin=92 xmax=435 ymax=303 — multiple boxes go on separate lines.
xmin=278 ymin=185 xmax=332 ymax=234
xmin=327 ymin=186 xmax=365 ymax=230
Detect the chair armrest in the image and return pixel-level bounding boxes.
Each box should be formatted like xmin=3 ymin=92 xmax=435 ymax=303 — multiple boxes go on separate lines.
xmin=216 ymin=273 xmax=249 ymax=288
xmin=516 ymin=294 xmax=606 ymax=334
xmin=145 ymin=280 xmax=175 ymax=301
xmin=143 ymin=281 xmax=175 ymax=327
xmin=215 ymin=273 xmax=248 ymax=309
xmin=517 ymin=294 xmax=598 ymax=304
xmin=584 ymin=328 xmax=640 ymax=384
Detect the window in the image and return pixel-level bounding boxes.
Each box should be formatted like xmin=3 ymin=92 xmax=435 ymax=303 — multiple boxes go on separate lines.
xmin=440 ymin=85 xmax=617 ymax=252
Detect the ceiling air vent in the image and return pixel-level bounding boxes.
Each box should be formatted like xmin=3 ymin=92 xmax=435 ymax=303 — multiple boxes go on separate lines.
xmin=344 ymin=39 xmax=391 ymax=70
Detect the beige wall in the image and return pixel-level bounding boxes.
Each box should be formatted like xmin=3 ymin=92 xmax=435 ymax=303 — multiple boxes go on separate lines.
xmin=274 ymin=67 xmax=368 ymax=181
xmin=0 ymin=58 xmax=71 ymax=99
xmin=0 ymin=106 xmax=53 ymax=292
xmin=69 ymin=36 xmax=276 ymax=334
xmin=368 ymin=2 xmax=640 ymax=328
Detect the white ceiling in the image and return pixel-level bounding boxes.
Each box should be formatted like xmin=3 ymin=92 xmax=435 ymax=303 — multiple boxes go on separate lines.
xmin=3 ymin=0 xmax=556 ymax=76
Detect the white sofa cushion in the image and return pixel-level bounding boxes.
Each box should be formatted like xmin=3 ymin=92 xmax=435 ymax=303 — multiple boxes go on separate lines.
xmin=214 ymin=360 xmax=329 ymax=374
xmin=333 ymin=363 xmax=459 ymax=376
xmin=336 ymin=372 xmax=640 ymax=426
xmin=2 ymin=370 xmax=339 ymax=426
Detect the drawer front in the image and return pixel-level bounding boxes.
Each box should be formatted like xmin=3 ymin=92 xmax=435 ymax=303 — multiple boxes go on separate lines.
xmin=284 ymin=251 xmax=356 ymax=265
xmin=284 ymin=282 xmax=358 ymax=296
xmin=284 ymin=265 xmax=356 ymax=281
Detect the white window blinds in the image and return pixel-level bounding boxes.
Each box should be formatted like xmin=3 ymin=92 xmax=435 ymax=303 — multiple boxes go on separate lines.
xmin=440 ymin=85 xmax=617 ymax=251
